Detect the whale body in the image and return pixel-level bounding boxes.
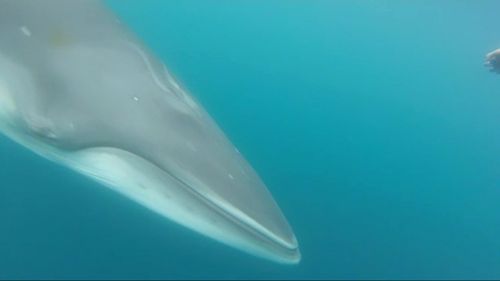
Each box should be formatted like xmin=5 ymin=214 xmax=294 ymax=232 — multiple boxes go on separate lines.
xmin=0 ymin=0 xmax=300 ymax=263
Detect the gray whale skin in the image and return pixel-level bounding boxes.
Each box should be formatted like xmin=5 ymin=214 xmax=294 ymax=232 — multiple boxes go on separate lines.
xmin=0 ymin=0 xmax=300 ymax=264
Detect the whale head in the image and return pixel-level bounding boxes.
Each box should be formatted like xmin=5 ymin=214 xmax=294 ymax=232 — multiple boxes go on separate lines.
xmin=0 ymin=0 xmax=300 ymax=263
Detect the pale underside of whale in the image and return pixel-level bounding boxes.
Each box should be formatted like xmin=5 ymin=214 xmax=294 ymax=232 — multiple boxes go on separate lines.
xmin=0 ymin=0 xmax=300 ymax=263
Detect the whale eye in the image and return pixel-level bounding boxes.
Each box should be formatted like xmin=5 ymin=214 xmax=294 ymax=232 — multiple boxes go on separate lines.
xmin=22 ymin=114 xmax=60 ymax=143
xmin=31 ymin=125 xmax=58 ymax=140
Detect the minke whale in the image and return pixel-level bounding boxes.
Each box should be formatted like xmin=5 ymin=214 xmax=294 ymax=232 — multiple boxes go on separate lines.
xmin=0 ymin=0 xmax=300 ymax=263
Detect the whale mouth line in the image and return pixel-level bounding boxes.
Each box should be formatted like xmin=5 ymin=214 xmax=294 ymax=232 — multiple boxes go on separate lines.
xmin=159 ymin=163 xmax=299 ymax=254
xmin=83 ymin=145 xmax=300 ymax=262
xmin=67 ymin=143 xmax=299 ymax=260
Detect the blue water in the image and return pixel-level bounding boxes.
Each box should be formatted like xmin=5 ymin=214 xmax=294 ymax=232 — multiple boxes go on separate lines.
xmin=2 ymin=1 xmax=500 ymax=279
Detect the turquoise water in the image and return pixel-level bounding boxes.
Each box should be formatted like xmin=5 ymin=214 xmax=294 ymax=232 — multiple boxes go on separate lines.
xmin=2 ymin=0 xmax=500 ymax=279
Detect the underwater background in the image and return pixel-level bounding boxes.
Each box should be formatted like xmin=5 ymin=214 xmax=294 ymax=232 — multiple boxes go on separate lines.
xmin=1 ymin=0 xmax=500 ymax=279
